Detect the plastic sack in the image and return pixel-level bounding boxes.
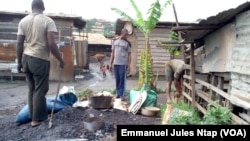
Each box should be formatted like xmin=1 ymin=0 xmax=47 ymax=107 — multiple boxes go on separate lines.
xmin=129 ymin=84 xmax=157 ymax=108
xmin=15 ymin=92 xmax=77 ymax=124
xmin=142 ymin=89 xmax=157 ymax=107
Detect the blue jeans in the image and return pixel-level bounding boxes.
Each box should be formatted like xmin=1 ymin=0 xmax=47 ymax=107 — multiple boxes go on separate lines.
xmin=114 ymin=65 xmax=127 ymax=97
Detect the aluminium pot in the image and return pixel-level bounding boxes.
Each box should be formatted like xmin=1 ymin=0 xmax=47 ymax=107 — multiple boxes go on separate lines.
xmin=88 ymin=95 xmax=113 ymax=109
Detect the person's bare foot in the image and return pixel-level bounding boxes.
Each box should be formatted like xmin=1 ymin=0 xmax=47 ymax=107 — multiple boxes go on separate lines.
xmin=31 ymin=121 xmax=43 ymax=127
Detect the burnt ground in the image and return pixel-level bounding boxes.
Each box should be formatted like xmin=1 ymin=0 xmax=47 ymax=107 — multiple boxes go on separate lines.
xmin=0 ymin=95 xmax=166 ymax=141
xmin=0 ymin=56 xmax=168 ymax=141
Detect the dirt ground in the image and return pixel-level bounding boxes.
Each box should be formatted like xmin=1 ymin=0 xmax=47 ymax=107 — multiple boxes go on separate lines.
xmin=0 ymin=57 xmax=168 ymax=141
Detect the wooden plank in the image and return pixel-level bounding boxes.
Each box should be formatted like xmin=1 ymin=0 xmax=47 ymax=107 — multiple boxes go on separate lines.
xmin=137 ymin=49 xmax=169 ymax=53
xmin=184 ymin=75 xmax=230 ymax=100
xmin=195 ymin=78 xmax=230 ymax=100
xmin=152 ymin=65 xmax=166 ymax=68
xmin=213 ymin=72 xmax=231 ymax=80
xmin=0 ymin=33 xmax=17 ymax=40
xmin=184 ymin=64 xmax=191 ymax=70
xmin=136 ymin=56 xmax=170 ymax=61
xmin=195 ymin=101 xmax=207 ymax=114
xmin=209 ymin=75 xmax=215 ymax=100
xmin=225 ymin=80 xmax=232 ymax=108
xmin=137 ymin=46 xmax=166 ymax=51
xmin=196 ymin=89 xmax=210 ymax=102
xmin=183 ymin=81 xmax=192 ymax=90
xmin=190 ymin=44 xmax=195 ymax=107
xmin=217 ymin=77 xmax=224 ymax=105
xmin=231 ymin=113 xmax=249 ymax=125
xmin=139 ymin=36 xmax=167 ymax=41
xmin=185 ymin=90 xmax=249 ymax=124
xmin=186 ymin=55 xmax=190 ymax=59
xmin=183 ymin=74 xmax=191 ymax=80
xmin=183 ymin=91 xmax=192 ymax=101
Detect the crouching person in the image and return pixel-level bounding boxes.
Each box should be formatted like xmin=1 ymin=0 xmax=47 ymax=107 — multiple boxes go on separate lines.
xmin=165 ymin=59 xmax=185 ymax=104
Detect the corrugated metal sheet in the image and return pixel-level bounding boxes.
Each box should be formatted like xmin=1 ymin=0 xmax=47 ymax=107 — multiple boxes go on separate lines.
xmin=87 ymin=33 xmax=111 ymax=45
xmin=115 ymin=18 xmax=197 ymax=35
xmin=74 ymin=40 xmax=89 ymax=69
xmin=230 ymin=72 xmax=250 ymax=109
xmin=0 ymin=11 xmax=86 ymax=43
xmin=73 ymin=33 xmax=111 ymax=45
xmin=230 ymin=10 xmax=250 ymax=75
xmin=50 ymin=45 xmax=74 ymax=82
xmin=183 ymin=2 xmax=250 ymax=42
xmin=0 ymin=10 xmax=86 ymax=29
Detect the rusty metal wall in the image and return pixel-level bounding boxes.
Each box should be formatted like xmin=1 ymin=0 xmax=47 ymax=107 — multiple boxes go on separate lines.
xmin=0 ymin=43 xmax=16 ymax=61
xmin=49 ymin=45 xmax=74 ymax=82
xmin=202 ymin=23 xmax=236 ymax=73
xmin=0 ymin=18 xmax=73 ymax=43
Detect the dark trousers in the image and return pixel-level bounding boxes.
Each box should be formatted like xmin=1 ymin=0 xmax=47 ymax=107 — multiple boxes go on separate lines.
xmin=22 ymin=55 xmax=50 ymax=121
xmin=114 ymin=65 xmax=127 ymax=97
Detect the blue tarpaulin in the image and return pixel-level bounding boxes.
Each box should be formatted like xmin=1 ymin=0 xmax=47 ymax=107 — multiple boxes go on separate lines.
xmin=15 ymin=92 xmax=77 ymax=124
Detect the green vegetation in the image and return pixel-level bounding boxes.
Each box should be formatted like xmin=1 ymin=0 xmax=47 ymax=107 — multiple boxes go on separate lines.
xmin=85 ymin=18 xmax=98 ymax=33
xmin=201 ymin=103 xmax=232 ymax=125
xmin=167 ymin=101 xmax=202 ymax=125
xmin=85 ymin=18 xmax=115 ymax=37
xmin=160 ymin=104 xmax=167 ymax=121
xmin=157 ymin=30 xmax=180 ymax=57
xmin=162 ymin=101 xmax=232 ymax=125
xmin=103 ymin=23 xmax=116 ymax=38
xmin=75 ymin=88 xmax=94 ymax=101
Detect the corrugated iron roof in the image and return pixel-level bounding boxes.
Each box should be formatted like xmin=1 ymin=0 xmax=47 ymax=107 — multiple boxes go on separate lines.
xmin=0 ymin=10 xmax=86 ymax=29
xmin=114 ymin=18 xmax=198 ymax=35
xmin=87 ymin=33 xmax=112 ymax=45
xmin=73 ymin=33 xmax=111 ymax=45
xmin=178 ymin=2 xmax=250 ymax=42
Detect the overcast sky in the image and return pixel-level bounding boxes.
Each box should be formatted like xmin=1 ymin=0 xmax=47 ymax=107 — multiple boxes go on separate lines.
xmin=0 ymin=0 xmax=248 ymax=22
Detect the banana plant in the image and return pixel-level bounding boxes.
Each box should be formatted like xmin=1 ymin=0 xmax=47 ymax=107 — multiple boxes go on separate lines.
xmin=157 ymin=30 xmax=181 ymax=57
xmin=111 ymin=0 xmax=172 ymax=90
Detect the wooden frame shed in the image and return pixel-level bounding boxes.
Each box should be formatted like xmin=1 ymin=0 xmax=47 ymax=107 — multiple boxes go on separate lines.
xmin=114 ymin=18 xmax=197 ymax=77
xmin=0 ymin=11 xmax=86 ymax=81
xmin=170 ymin=2 xmax=250 ymax=124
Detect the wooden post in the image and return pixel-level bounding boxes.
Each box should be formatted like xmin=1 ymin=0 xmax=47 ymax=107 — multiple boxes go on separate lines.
xmin=217 ymin=77 xmax=224 ymax=105
xmin=172 ymin=3 xmax=186 ymax=62
xmin=190 ymin=43 xmax=195 ymax=107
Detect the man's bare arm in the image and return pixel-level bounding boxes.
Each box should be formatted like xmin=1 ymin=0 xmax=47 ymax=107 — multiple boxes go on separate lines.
xmin=47 ymin=31 xmax=64 ymax=68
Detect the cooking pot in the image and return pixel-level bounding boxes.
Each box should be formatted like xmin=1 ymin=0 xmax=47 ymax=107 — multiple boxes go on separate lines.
xmin=88 ymin=95 xmax=113 ymax=109
xmin=83 ymin=116 xmax=103 ymax=132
